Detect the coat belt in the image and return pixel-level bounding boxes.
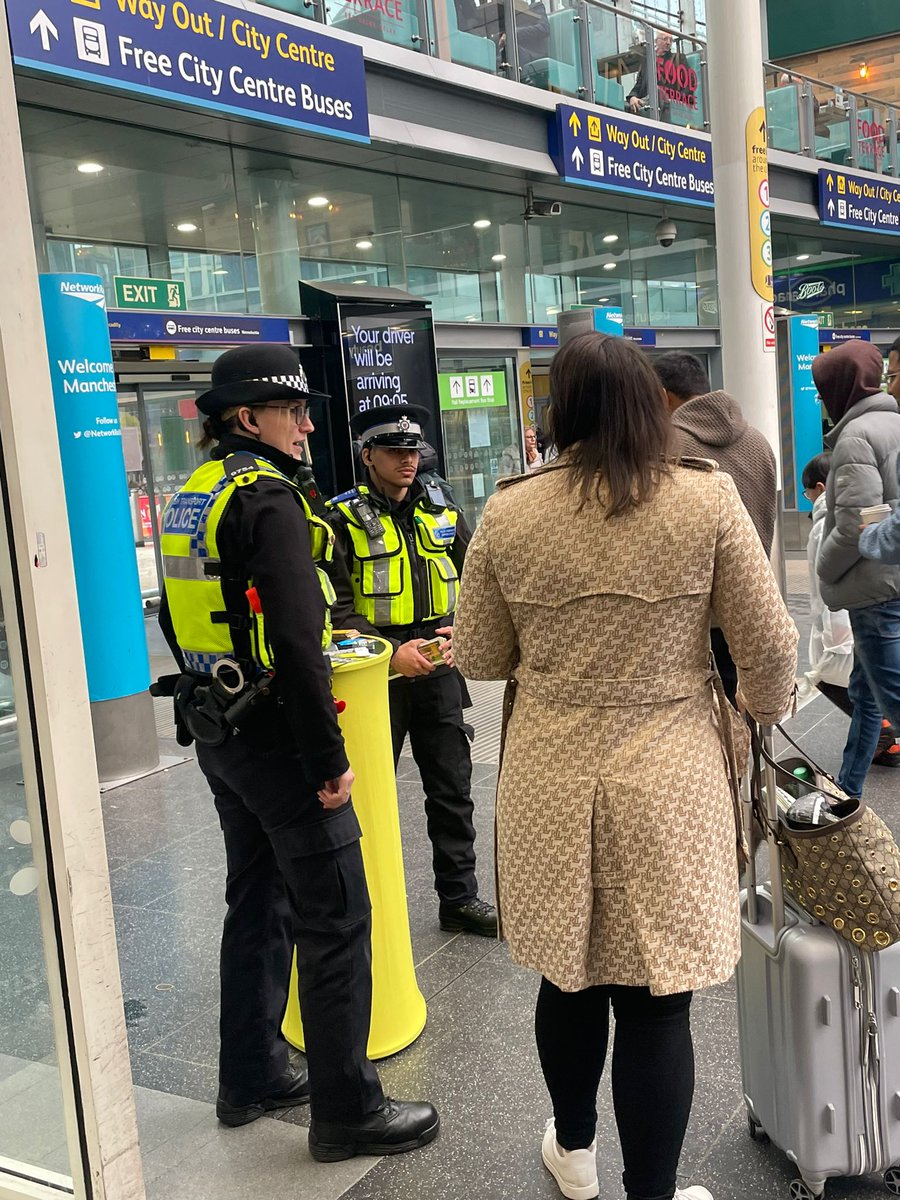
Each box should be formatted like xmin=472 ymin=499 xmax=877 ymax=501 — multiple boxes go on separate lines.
xmin=514 ymin=665 xmax=713 ymax=707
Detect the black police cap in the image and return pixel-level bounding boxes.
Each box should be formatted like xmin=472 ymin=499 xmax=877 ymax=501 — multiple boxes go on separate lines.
xmin=351 ymin=404 xmax=430 ymax=449
xmin=196 ymin=344 xmax=328 ymax=416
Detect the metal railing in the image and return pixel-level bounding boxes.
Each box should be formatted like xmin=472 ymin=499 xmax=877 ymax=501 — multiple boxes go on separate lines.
xmin=764 ymin=62 xmax=899 ymax=176
xmin=262 ymin=1 xmax=900 ymax=178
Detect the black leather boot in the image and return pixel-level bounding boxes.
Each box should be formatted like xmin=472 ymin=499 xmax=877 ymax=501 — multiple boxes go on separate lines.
xmin=308 ymin=1098 xmax=440 ymax=1161
xmin=217 ymin=1062 xmax=310 ymax=1127
xmin=439 ymin=896 xmax=498 ymax=937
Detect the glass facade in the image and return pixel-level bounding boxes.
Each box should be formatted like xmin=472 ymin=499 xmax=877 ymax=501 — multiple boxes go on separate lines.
xmin=19 ymin=106 xmax=718 ymax=330
xmin=773 ymin=231 xmax=900 ymax=328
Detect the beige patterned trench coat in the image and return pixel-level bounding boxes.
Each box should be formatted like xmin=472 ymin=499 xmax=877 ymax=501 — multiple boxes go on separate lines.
xmin=454 ymin=459 xmax=798 ymax=995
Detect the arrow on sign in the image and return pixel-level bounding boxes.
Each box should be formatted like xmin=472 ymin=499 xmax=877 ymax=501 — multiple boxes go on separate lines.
xmin=828 ymin=199 xmax=835 ymax=215
xmin=827 ymin=173 xmax=834 ymax=188
xmin=569 ymin=111 xmax=582 ymax=135
xmin=572 ymin=146 xmax=584 ymax=170
xmin=29 ymin=9 xmax=58 ymax=51
xmin=451 ymin=379 xmax=463 ymax=396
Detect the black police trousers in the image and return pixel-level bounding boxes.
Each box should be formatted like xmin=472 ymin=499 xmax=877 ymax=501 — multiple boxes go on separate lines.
xmin=196 ymin=737 xmax=384 ymax=1123
xmin=389 ymin=668 xmax=478 ymax=906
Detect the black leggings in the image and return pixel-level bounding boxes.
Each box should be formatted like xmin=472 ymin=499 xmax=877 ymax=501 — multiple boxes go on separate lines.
xmin=535 ymin=978 xmax=694 ymax=1200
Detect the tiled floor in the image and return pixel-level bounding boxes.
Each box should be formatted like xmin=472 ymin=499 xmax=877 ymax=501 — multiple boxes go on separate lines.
xmin=6 ymin=568 xmax=900 ymax=1199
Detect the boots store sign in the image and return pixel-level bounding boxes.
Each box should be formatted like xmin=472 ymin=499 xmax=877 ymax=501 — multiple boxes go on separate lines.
xmin=5 ymin=0 xmax=369 ymax=144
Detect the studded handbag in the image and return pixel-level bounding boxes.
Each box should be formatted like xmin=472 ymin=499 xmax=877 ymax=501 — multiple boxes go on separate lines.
xmin=752 ymin=725 xmax=900 ymax=952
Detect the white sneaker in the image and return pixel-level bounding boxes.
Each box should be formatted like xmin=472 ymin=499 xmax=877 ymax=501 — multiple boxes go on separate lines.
xmin=541 ymin=1119 xmax=599 ymax=1200
xmin=674 ymin=1188 xmax=714 ymax=1200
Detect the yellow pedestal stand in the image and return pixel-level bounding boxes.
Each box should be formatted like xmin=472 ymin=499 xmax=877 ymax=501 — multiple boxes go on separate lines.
xmin=282 ymin=638 xmax=427 ymax=1059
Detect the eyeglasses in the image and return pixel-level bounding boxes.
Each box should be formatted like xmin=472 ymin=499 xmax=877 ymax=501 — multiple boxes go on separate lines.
xmin=262 ymin=402 xmax=309 ymax=424
xmin=886 ymin=372 xmax=900 ymax=384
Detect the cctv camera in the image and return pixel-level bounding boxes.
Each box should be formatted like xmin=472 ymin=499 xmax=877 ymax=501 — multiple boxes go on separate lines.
xmin=655 ymin=217 xmax=677 ymax=247
xmin=524 ymin=196 xmax=562 ymax=220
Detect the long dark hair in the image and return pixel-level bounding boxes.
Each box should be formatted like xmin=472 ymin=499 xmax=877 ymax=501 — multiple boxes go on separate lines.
xmin=548 ymin=333 xmax=672 ymax=516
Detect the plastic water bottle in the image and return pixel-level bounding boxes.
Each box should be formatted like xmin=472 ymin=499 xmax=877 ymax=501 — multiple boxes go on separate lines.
xmin=784 ymin=791 xmax=840 ymax=829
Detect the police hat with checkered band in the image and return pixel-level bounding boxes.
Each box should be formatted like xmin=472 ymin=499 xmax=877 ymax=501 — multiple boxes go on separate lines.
xmin=196 ymin=344 xmax=327 ymax=416
xmin=351 ymin=404 xmax=430 ymax=450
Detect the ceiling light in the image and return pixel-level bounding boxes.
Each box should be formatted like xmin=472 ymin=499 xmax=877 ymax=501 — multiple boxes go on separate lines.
xmin=491 ymin=253 xmax=507 ymax=263
xmin=473 ymin=219 xmax=491 ymax=229
xmin=77 ymin=161 xmax=104 ymax=174
xmin=546 ymin=306 xmax=560 ymax=316
xmin=308 ymin=195 xmax=329 ymax=207
xmin=796 ymin=253 xmax=810 ymax=261
xmin=858 ymin=61 xmax=869 ymax=80
xmin=847 ymin=309 xmax=863 ymax=315
xmin=465 ymin=314 xmax=478 ymax=321
xmin=602 ymin=234 xmax=619 ymax=244
xmin=213 ymin=268 xmax=229 ymax=276
xmin=352 ymin=279 xmax=367 ymax=285
xmin=597 ymin=297 xmax=610 ymax=303
xmin=603 ymin=262 xmax=616 ymax=270
xmin=176 ymin=222 xmax=198 ymax=233
xmin=355 ymin=239 xmax=373 ymax=250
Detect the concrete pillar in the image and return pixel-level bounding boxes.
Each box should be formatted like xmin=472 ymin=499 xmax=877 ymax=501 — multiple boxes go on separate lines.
xmin=706 ymin=0 xmax=784 ymax=587
xmin=39 ymin=274 xmax=158 ymax=783
xmin=250 ymin=168 xmax=303 ymax=315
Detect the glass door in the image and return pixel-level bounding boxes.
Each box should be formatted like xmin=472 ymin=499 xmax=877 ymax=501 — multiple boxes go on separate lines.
xmin=117 ymin=385 xmax=206 ymax=596
xmin=0 ymin=492 xmax=76 ymax=1195
xmin=436 ymin=356 xmax=520 ymax=527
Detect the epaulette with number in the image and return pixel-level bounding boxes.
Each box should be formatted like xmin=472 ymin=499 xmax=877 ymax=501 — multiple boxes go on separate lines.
xmin=326 ymin=485 xmax=367 ymax=509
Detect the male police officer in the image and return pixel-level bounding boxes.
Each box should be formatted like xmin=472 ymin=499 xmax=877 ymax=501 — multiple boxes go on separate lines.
xmin=158 ymin=346 xmax=438 ymax=1160
xmin=327 ymin=404 xmax=497 ymax=937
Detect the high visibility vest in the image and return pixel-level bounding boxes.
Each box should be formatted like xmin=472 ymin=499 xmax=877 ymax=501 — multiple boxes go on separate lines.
xmin=161 ymin=453 xmax=335 ymax=675
xmin=328 ymin=486 xmax=459 ymax=628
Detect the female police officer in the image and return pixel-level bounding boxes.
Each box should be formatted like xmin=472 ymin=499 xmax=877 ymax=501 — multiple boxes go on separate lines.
xmin=158 ymin=345 xmax=438 ymax=1160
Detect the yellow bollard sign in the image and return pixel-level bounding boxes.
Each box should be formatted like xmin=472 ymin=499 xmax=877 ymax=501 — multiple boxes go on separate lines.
xmin=745 ymin=107 xmax=773 ymax=302
xmin=283 ymin=638 xmax=427 ymax=1059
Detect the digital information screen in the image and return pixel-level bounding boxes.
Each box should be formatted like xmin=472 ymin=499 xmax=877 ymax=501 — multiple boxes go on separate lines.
xmin=339 ymin=308 xmax=439 ymax=419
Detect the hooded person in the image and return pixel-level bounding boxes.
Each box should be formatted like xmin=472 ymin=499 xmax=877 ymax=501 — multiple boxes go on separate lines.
xmin=811 ymin=338 xmax=900 ymax=798
xmin=655 ymin=351 xmax=777 ymax=704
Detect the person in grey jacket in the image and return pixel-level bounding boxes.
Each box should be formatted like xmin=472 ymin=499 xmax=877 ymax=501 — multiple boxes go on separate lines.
xmin=813 ymin=339 xmax=900 ymax=796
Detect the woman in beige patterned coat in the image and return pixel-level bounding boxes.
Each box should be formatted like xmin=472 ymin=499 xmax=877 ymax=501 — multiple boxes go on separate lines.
xmin=453 ymin=334 xmax=797 ymax=1200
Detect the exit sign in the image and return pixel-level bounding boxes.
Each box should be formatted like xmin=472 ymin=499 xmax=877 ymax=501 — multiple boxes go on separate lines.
xmin=114 ymin=276 xmax=186 ymax=312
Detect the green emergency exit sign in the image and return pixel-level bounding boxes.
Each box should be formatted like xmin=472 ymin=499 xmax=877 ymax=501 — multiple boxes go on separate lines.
xmin=114 ymin=276 xmax=186 ymax=311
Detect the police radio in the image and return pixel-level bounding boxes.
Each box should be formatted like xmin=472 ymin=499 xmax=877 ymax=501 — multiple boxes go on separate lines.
xmin=350 ymin=497 xmax=384 ymax=540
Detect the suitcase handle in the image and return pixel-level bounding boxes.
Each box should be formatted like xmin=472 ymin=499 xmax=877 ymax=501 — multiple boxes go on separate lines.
xmin=745 ymin=723 xmax=785 ymax=936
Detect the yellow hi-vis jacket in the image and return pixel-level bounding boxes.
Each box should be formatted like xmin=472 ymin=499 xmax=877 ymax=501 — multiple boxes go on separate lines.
xmin=161 ymin=453 xmax=335 ymax=675
xmin=327 ymin=485 xmax=459 ymax=628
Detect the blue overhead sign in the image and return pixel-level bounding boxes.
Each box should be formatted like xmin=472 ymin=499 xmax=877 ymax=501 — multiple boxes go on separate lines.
xmin=522 ymin=326 xmax=559 ymax=347
xmin=818 ymin=169 xmax=900 ymax=236
xmin=624 ymin=328 xmax=657 ymax=346
xmin=5 ymin=0 xmax=369 ymax=144
xmin=107 ymin=311 xmax=291 ymax=344
xmin=819 ymin=328 xmax=872 ymax=344
xmin=550 ymin=105 xmax=714 ymax=208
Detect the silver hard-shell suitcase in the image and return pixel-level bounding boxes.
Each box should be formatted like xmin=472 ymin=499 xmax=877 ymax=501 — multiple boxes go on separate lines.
xmin=736 ymin=726 xmax=900 ymax=1199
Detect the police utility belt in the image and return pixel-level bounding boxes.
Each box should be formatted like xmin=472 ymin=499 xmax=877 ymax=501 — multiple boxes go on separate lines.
xmin=152 ymin=660 xmax=276 ymax=748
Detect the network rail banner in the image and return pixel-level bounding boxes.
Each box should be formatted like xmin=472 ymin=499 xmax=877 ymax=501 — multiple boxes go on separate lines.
xmin=550 ymin=104 xmax=714 ymax=208
xmin=6 ymin=0 xmax=370 ymax=143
